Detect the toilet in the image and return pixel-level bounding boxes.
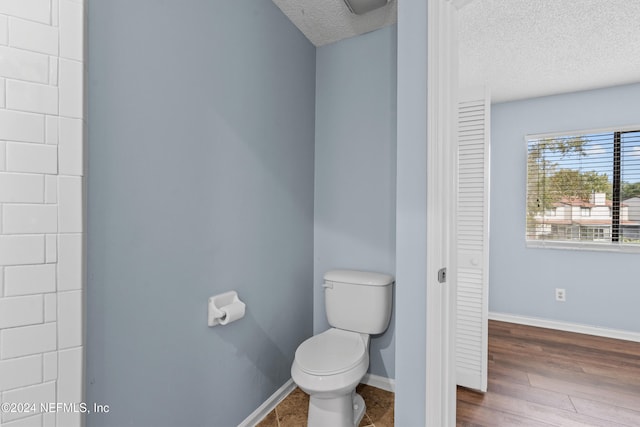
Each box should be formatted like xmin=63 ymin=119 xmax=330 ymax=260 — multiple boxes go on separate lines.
xmin=291 ymin=269 xmax=394 ymax=427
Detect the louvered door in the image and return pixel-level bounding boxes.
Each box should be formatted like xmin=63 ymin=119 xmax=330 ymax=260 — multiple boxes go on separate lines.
xmin=456 ymin=87 xmax=490 ymax=392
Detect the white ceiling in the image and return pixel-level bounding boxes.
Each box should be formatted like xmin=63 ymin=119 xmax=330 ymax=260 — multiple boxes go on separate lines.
xmin=272 ymin=0 xmax=397 ymax=47
xmin=273 ymin=0 xmax=640 ymax=103
xmin=459 ymin=0 xmax=640 ymax=103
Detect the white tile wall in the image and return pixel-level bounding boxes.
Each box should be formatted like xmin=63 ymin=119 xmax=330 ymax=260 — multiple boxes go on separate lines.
xmin=43 ymin=351 xmax=57 ymax=382
xmin=56 ymin=346 xmax=82 ymax=427
xmin=57 ymin=346 xmax=81 ymax=401
xmin=56 ymin=233 xmax=80 ymax=291
xmin=0 ymin=235 xmax=45 ymax=265
xmin=6 ymin=80 xmax=59 ymax=115
xmin=45 ymin=116 xmax=58 ymax=144
xmin=8 ymin=17 xmax=58 ymax=55
xmin=4 ymin=414 xmax=45 ymax=427
xmin=0 ymin=354 xmax=42 ymax=391
xmin=0 ymin=354 xmax=42 ymax=392
xmin=48 ymin=57 xmax=58 ymax=87
xmin=0 ymin=0 xmax=51 ymax=24
xmin=0 ymin=141 xmax=6 ymax=170
xmin=58 ymin=117 xmax=82 ymax=176
xmin=57 ymin=176 xmax=81 ymax=232
xmin=0 ymin=2 xmax=85 ymax=426
xmin=2 ymin=204 xmax=57 ymax=234
xmin=0 ymin=322 xmax=57 ymax=359
xmin=44 ymin=292 xmax=56 ymax=322
xmin=0 ymin=78 xmax=6 ymax=109
xmin=6 ymin=143 xmax=57 ymax=174
xmin=4 ymin=264 xmax=56 ymax=295
xmin=57 ymin=290 xmax=81 ymax=349
xmin=0 ymin=295 xmax=43 ymax=328
xmin=51 ymin=0 xmax=59 ymax=26
xmin=0 ymin=15 xmax=7 ymax=45
xmin=0 ymin=109 xmax=45 ymax=142
xmin=0 ymin=45 xmax=49 ymax=84
xmin=56 ymin=406 xmax=81 ymax=427
xmin=0 ymin=173 xmax=44 ymax=202
xmin=44 ymin=174 xmax=57 ymax=203
xmin=43 ymin=412 xmax=55 ymax=427
xmin=59 ymin=1 xmax=82 ymax=61
xmin=58 ymin=59 xmax=82 ymax=118
xmin=45 ymin=234 xmax=56 ymax=262
xmin=1 ymin=381 xmax=56 ymax=423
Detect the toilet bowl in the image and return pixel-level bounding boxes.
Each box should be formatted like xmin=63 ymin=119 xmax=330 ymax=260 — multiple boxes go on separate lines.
xmin=291 ymin=270 xmax=394 ymax=427
xmin=291 ymin=328 xmax=369 ymax=427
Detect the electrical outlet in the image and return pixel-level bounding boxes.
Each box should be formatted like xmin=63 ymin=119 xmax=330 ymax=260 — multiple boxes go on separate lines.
xmin=555 ymin=288 xmax=566 ymax=302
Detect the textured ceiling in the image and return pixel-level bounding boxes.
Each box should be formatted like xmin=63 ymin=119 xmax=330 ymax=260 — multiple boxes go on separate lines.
xmin=274 ymin=0 xmax=640 ymax=102
xmin=459 ymin=0 xmax=640 ymax=103
xmin=272 ymin=0 xmax=397 ymax=47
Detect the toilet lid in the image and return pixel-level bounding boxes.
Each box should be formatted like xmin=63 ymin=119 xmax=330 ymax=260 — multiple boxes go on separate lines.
xmin=295 ymin=329 xmax=367 ymax=376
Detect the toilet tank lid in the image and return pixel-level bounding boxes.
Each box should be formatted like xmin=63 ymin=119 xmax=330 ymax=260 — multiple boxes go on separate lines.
xmin=324 ymin=270 xmax=394 ymax=287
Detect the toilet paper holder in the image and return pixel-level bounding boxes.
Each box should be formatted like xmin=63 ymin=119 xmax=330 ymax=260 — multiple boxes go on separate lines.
xmin=208 ymin=291 xmax=246 ymax=327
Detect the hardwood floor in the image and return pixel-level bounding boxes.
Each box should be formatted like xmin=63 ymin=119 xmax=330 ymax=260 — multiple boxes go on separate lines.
xmin=256 ymin=320 xmax=639 ymax=426
xmin=457 ymin=320 xmax=640 ymax=427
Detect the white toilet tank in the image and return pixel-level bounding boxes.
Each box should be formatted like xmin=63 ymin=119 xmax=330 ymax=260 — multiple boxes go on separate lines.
xmin=323 ymin=270 xmax=394 ymax=335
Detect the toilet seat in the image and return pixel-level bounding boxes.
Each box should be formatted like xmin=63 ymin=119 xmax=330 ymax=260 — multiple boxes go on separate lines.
xmin=294 ymin=328 xmax=366 ymax=376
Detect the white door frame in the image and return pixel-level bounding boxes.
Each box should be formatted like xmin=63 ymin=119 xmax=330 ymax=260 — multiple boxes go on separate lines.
xmin=425 ymin=0 xmax=459 ymax=425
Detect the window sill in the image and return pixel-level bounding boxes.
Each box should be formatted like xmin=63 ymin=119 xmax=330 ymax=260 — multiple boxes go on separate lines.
xmin=526 ymin=240 xmax=640 ymax=253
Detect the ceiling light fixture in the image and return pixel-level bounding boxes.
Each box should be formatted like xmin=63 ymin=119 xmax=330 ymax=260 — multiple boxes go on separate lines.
xmin=343 ymin=0 xmax=390 ymax=15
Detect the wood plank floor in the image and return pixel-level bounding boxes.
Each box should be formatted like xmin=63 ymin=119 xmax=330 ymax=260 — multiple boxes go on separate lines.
xmin=457 ymin=320 xmax=640 ymax=427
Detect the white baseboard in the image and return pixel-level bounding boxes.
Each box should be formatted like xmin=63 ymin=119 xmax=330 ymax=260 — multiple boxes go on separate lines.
xmin=361 ymin=373 xmax=396 ymax=393
xmin=238 ymin=378 xmax=296 ymax=427
xmin=489 ymin=312 xmax=640 ymax=343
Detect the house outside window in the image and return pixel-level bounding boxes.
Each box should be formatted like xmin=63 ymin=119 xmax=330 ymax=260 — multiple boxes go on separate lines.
xmin=526 ymin=128 xmax=640 ymax=251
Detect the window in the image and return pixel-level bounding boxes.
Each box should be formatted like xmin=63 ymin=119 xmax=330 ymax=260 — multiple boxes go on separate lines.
xmin=526 ymin=127 xmax=640 ymax=250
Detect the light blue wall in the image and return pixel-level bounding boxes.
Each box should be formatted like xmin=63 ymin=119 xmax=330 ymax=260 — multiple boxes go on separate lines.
xmin=314 ymin=26 xmax=397 ymax=379
xmin=394 ymin=0 xmax=428 ymax=424
xmin=86 ymin=1 xmax=316 ymax=426
xmin=491 ymin=82 xmax=640 ymax=332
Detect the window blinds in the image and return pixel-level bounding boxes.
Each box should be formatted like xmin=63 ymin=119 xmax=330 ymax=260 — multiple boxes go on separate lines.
xmin=526 ymin=130 xmax=640 ymax=245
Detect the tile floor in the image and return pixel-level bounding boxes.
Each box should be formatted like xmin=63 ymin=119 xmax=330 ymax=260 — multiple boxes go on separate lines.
xmin=256 ymin=384 xmax=394 ymax=427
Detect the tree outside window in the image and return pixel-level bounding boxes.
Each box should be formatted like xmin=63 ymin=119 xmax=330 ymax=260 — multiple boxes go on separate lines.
xmin=526 ymin=129 xmax=640 ymax=247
